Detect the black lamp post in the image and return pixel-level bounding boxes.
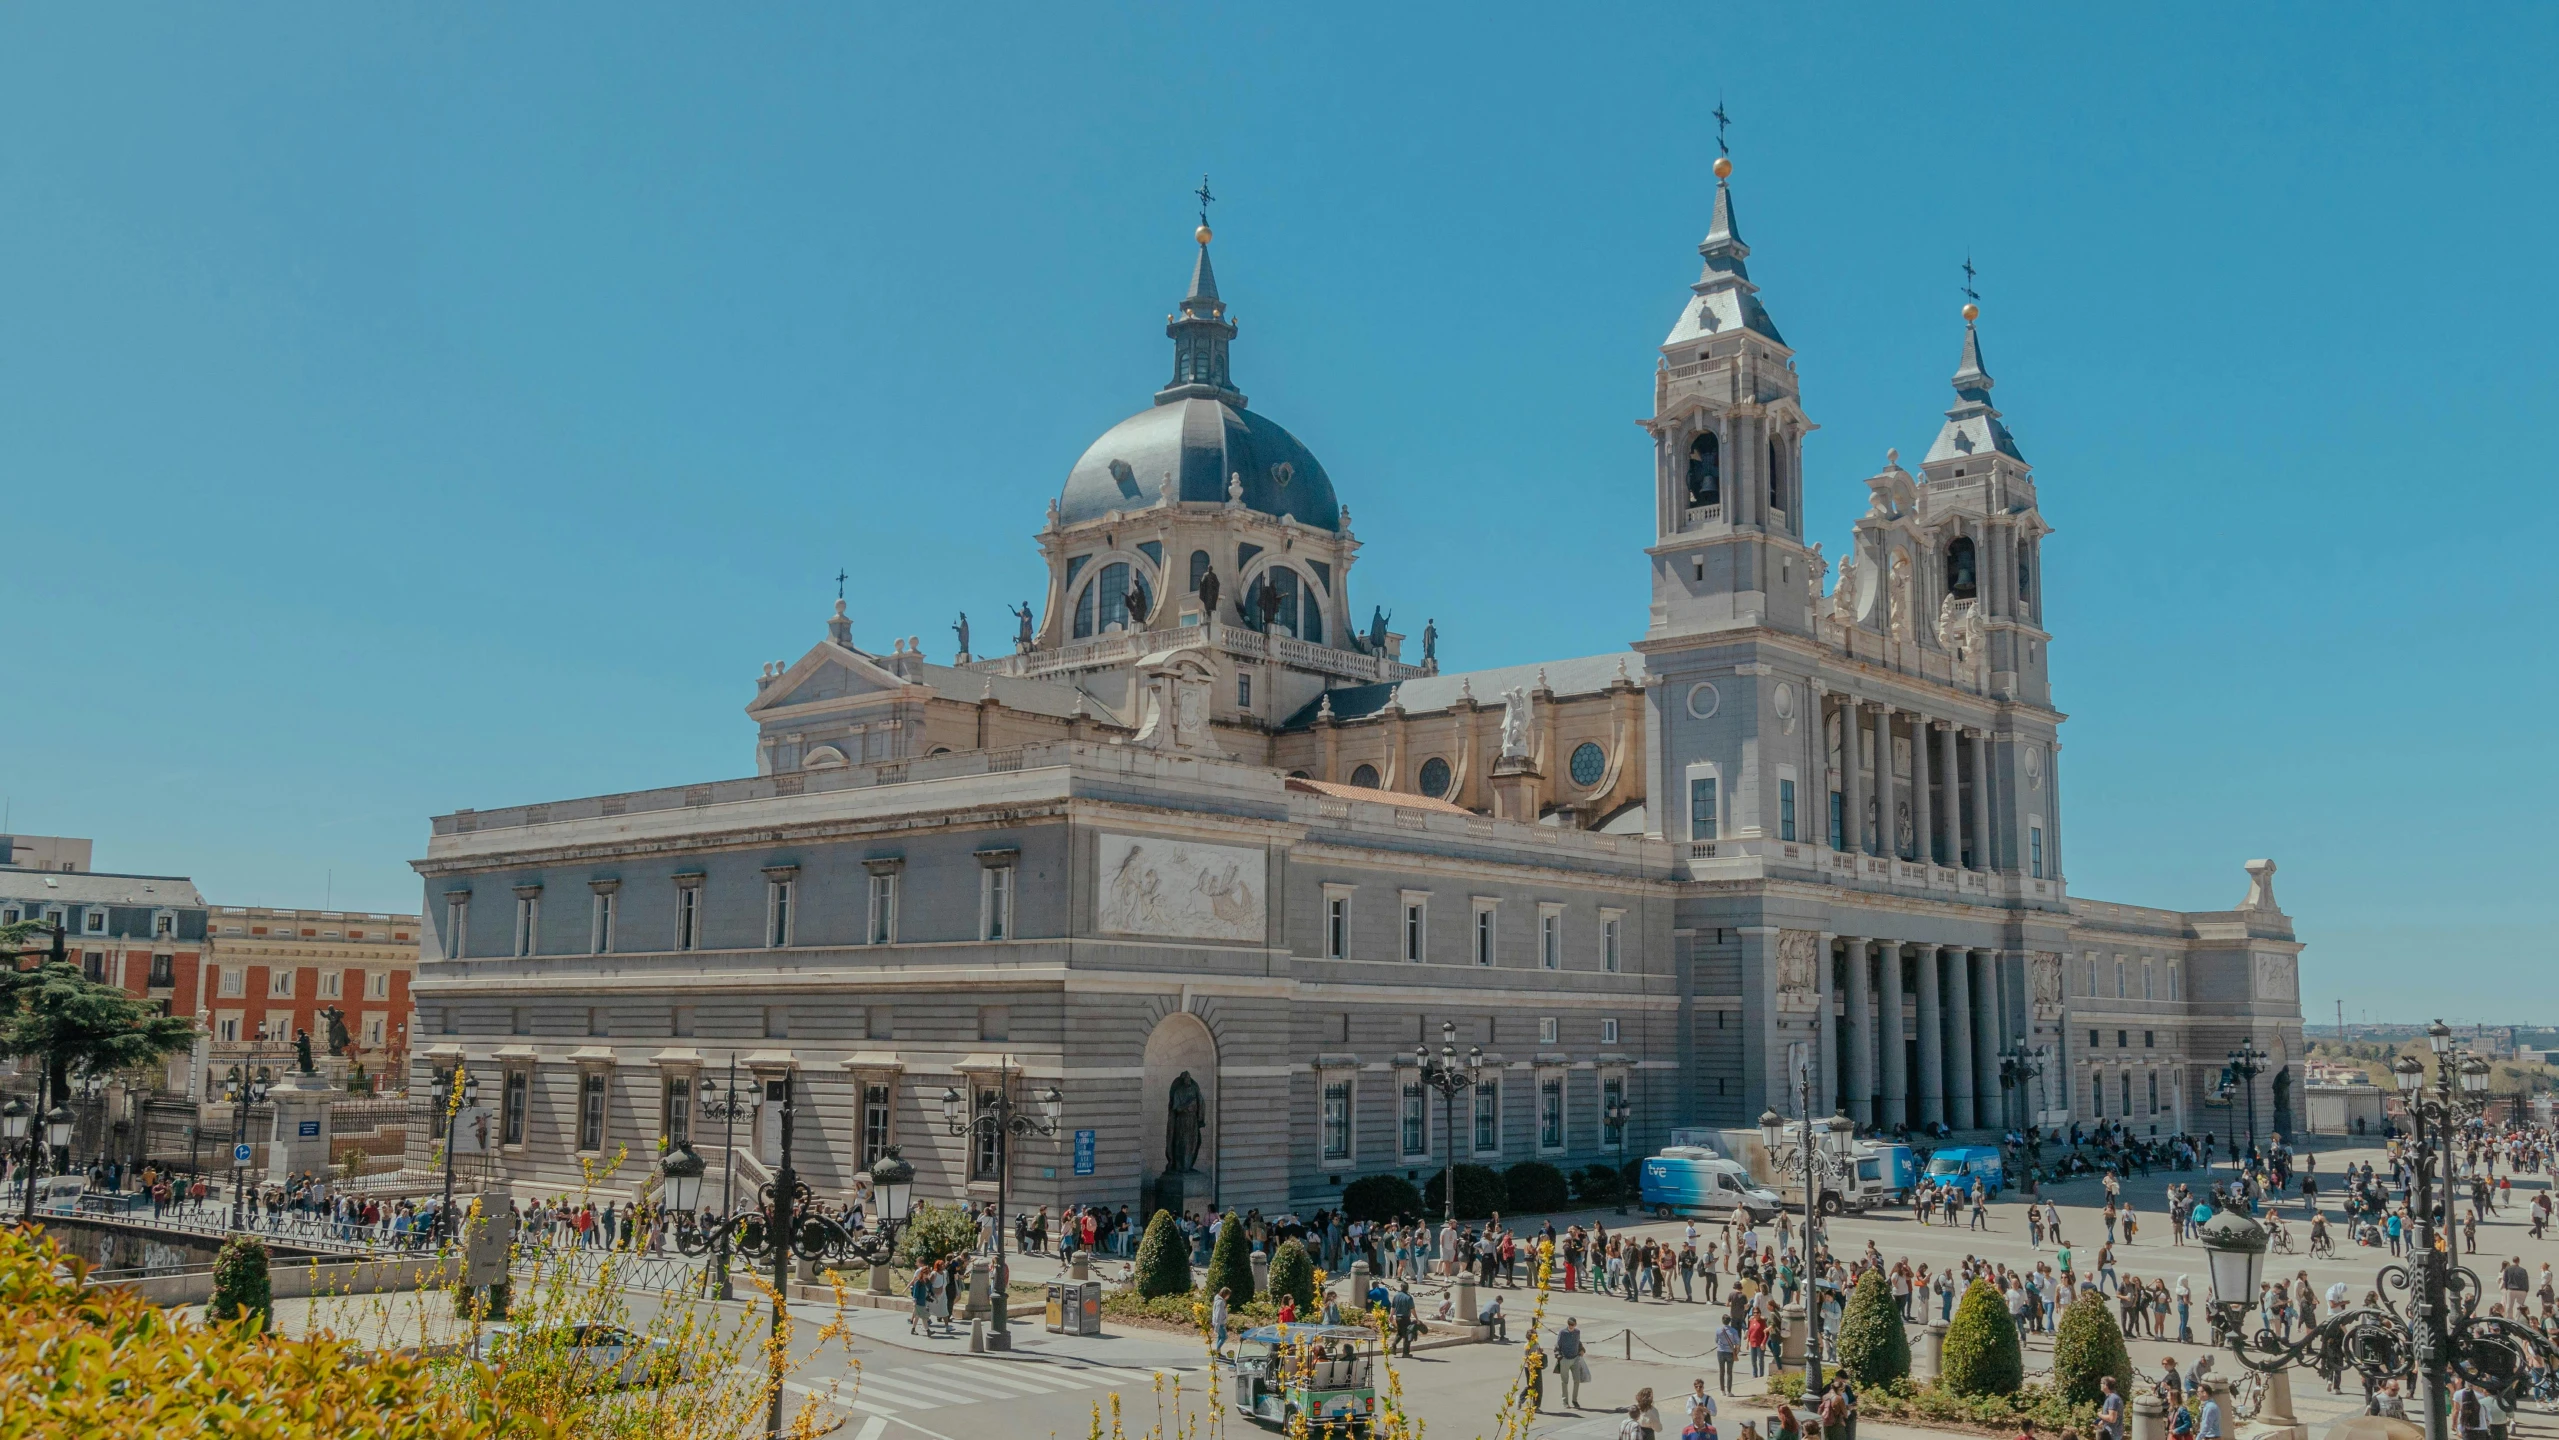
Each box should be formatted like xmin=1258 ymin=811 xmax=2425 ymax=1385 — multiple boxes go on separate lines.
xmin=435 ymin=1066 xmax=481 ymax=1245
xmin=2226 ymin=1041 xmax=2270 ymax=1165
xmin=663 ymin=1075 xmax=916 ymax=1440
xmin=4 ymin=1096 xmax=32 ymax=1219
xmin=2197 ymin=1024 xmax=2519 ymax=1440
xmin=942 ymin=1061 xmax=1063 ymax=1346
xmin=1761 ymin=1055 xmax=1844 ymax=1392
xmin=223 ymin=1060 xmax=277 ymax=1231
xmin=1412 ymin=1022 xmax=1481 ymax=1226
xmin=693 ymin=1060 xmax=758 ymax=1300
xmin=9 ymin=922 xmax=69 ymax=1220
xmin=1999 ymin=1042 xmax=2045 ymax=1196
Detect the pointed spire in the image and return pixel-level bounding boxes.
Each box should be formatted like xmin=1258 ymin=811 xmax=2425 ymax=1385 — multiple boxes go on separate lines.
xmin=1664 ymin=150 xmax=1784 ymax=348
xmin=1700 ymin=164 xmax=1747 ymax=262
xmin=1185 ymin=237 xmax=1221 ymax=305
xmin=1924 ymin=296 xmax=2025 ymax=468
xmin=1952 ymin=306 xmax=1992 ymax=399
xmin=1157 ymin=184 xmax=1246 ymax=408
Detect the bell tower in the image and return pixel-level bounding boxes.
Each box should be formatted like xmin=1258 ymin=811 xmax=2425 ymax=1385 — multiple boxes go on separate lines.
xmin=1915 ymin=299 xmax=2052 ymax=708
xmin=1643 ymin=149 xmax=1821 ymax=643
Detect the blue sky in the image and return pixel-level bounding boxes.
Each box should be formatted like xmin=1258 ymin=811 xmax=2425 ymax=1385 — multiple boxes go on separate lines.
xmin=2 ymin=6 xmax=2551 ymax=1022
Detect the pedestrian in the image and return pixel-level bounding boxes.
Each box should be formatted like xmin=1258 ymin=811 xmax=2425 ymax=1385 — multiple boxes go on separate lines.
xmin=1211 ymin=1286 xmax=1231 ymax=1353
xmin=1715 ymin=1316 xmax=1741 ymax=1392
xmin=1390 ymin=1281 xmax=1418 ymax=1356
xmin=2098 ymin=1377 xmax=2124 ymax=1440
xmin=1627 ymin=1388 xmax=1664 ymax=1440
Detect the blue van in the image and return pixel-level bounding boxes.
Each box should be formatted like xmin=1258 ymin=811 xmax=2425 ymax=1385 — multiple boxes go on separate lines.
xmin=1925 ymin=1145 xmax=2004 ymax=1194
xmin=1640 ymin=1148 xmax=1782 ymax=1222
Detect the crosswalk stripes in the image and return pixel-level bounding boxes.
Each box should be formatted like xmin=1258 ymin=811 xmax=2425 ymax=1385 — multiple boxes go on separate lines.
xmin=850 ymin=1419 xmax=887 ymax=1440
xmin=809 ymin=1360 xmax=1202 ymax=1414
xmin=911 ymin=1362 xmax=1076 ymax=1396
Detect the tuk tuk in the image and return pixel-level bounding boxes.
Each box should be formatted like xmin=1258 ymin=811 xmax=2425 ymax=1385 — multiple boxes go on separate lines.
xmin=1228 ymin=1323 xmax=1379 ymax=1433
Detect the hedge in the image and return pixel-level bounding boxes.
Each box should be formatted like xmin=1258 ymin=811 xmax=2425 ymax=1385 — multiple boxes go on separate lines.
xmin=1267 ymin=1238 xmax=1316 ymax=1311
xmin=1503 ymin=1161 xmax=1570 ymax=1213
xmin=1132 ymin=1210 xmax=1192 ymax=1300
xmin=208 ymin=1234 xmax=273 ymax=1333
xmin=1339 ymin=1174 xmax=1424 ymax=1222
xmin=1940 ymin=1277 xmax=2024 ymax=1397
xmin=1835 ymin=1269 xmax=1911 ymax=1385
xmin=1569 ymin=1164 xmax=1625 ymax=1205
xmin=2051 ymin=1289 xmax=2133 ymax=1406
xmin=1203 ymin=1212 xmax=1256 ymax=1303
xmin=1422 ymin=1163 xmax=1507 ymax=1220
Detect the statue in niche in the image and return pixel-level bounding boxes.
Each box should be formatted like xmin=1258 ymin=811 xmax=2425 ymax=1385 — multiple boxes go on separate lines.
xmin=1164 ymin=1071 xmax=1206 ymax=1175
xmin=1934 ymin=594 xmax=1957 ymax=652
xmin=1806 ymin=543 xmax=1827 ymax=612
xmin=1196 ymin=568 xmax=1220 ymax=620
xmin=1888 ymin=554 xmax=1914 ymax=642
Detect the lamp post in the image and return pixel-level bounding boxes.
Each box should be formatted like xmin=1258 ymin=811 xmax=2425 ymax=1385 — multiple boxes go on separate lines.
xmin=9 ymin=922 xmax=68 ymax=1219
xmin=1761 ymin=1052 xmax=1839 ymax=1392
xmin=2226 ymin=1041 xmax=2270 ymax=1167
xmin=1412 ymin=1022 xmax=1482 ymax=1227
xmin=693 ymin=1060 xmax=757 ymax=1301
xmin=4 ymin=1096 xmax=31 ymax=1217
xmin=435 ymin=1066 xmax=481 ymax=1246
xmin=1999 ymin=1042 xmax=2045 ymax=1196
xmin=2197 ymin=1022 xmax=2515 ymax=1440
xmin=943 ymin=1061 xmax=1064 ymax=1347
xmin=223 ymin=1060 xmax=276 ymax=1231
xmin=665 ymin=1073 xmax=914 ymax=1440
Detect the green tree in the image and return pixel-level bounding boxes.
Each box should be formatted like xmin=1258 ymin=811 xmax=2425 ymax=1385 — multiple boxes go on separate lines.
xmin=1266 ymin=1238 xmax=1316 ymax=1311
xmin=1502 ymin=1161 xmax=1570 ymax=1213
xmin=208 ymin=1234 xmax=274 ymax=1333
xmin=1132 ymin=1210 xmax=1192 ymax=1299
xmin=1339 ymin=1174 xmax=1424 ymax=1222
xmin=1202 ymin=1212 xmax=1255 ymax=1303
xmin=0 ymin=925 xmax=197 ymax=1131
xmin=2051 ymin=1289 xmax=2133 ymax=1405
xmin=1834 ymin=1268 xmax=1911 ymax=1385
xmin=1423 ymin=1163 xmax=1507 ymax=1220
xmin=1940 ymin=1277 xmax=2024 ymax=1397
xmin=893 ymin=1201 xmax=980 ymax=1268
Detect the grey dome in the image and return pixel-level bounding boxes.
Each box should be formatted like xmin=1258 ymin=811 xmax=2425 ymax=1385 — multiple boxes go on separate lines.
xmin=1060 ymin=397 xmax=1341 ymax=532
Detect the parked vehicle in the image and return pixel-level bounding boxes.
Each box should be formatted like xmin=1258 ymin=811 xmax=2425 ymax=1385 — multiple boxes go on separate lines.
xmin=473 ymin=1323 xmax=695 ymax=1390
xmin=1925 ymin=1144 xmax=2006 ymax=1195
xmin=1228 ymin=1324 xmax=1379 ymax=1432
xmin=1640 ymin=1148 xmax=1783 ymax=1222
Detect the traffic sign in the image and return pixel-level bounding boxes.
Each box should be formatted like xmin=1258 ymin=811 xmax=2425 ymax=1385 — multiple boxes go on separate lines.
xmin=232 ymin=1142 xmax=253 ymax=1165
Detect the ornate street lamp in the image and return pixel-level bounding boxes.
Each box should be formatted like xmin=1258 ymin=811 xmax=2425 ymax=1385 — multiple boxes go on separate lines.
xmin=941 ymin=1061 xmax=1063 ymax=1348
xmin=692 ymin=1062 xmax=759 ymax=1300
xmin=1413 ymin=1022 xmax=1482 ymax=1226
xmin=2201 ymin=1025 xmax=2530 ymax=1440
xmin=1760 ymin=1053 xmax=1839 ymax=1391
xmin=2226 ymin=1040 xmax=2271 ymax=1163
xmin=4 ymin=1096 xmax=31 ymax=1218
xmin=434 ymin=1068 xmax=480 ymax=1245
xmin=1999 ymin=1042 xmax=2046 ymax=1195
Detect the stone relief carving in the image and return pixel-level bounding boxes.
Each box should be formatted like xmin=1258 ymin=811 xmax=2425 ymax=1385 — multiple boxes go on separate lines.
xmin=1806 ymin=542 xmax=1828 ymax=612
xmin=2254 ymin=951 xmax=2296 ymax=1001
xmin=1828 ymin=555 xmax=1861 ymax=628
xmin=1775 ymin=929 xmax=1822 ymax=997
xmin=2029 ymin=952 xmax=2064 ymax=1010
xmin=1098 ymin=834 xmax=1267 ymax=944
xmin=1888 ymin=553 xmax=1913 ymax=642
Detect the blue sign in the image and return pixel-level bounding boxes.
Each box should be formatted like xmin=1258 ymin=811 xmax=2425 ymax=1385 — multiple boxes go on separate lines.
xmin=298 ymin=1120 xmax=321 ymax=1138
xmin=232 ymin=1142 xmax=253 ymax=1164
xmin=1073 ymin=1129 xmax=1096 ymax=1176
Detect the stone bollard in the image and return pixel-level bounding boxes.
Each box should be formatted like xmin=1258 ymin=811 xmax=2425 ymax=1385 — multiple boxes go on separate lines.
xmin=1780 ymin=1303 xmax=1807 ymax=1368
xmin=868 ymin=1256 xmax=894 ymax=1295
xmin=1915 ymin=1321 xmax=1947 ymax=1383
xmin=1456 ymin=1275 xmax=1477 ymax=1330
xmin=1250 ymin=1247 xmax=1270 ymax=1299
xmin=1072 ymin=1250 xmax=1090 ymax=1282
xmin=1351 ymin=1258 xmax=1372 ymax=1296
xmin=2238 ymin=1367 xmax=2305 ymax=1440
xmin=2134 ymin=1391 xmax=2167 ymax=1440
xmin=965 ymin=1257 xmax=991 ymax=1321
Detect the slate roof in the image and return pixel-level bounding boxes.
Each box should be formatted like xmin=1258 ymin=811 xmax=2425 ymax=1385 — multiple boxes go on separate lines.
xmin=1278 ymin=651 xmax=1644 ymax=731
xmin=0 ymin=869 xmax=205 ymax=908
xmin=908 ymin=661 xmax=1126 ymax=726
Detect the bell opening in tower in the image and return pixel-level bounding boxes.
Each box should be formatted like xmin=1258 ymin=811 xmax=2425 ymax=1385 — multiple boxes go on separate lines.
xmin=1686 ymin=431 xmax=1721 ymax=508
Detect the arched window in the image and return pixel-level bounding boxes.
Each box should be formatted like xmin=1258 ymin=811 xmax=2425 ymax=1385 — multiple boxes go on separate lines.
xmin=2018 ymin=554 xmax=2032 ymax=604
xmin=1569 ymin=742 xmax=1606 ymax=788
xmin=1417 ymin=757 xmax=1452 ymax=797
xmin=1188 ymin=550 xmax=1212 ymax=593
xmin=1945 ymin=536 xmax=1978 ymax=599
xmin=1767 ymin=436 xmax=1785 ymax=513
xmin=1073 ymin=561 xmax=1153 ymax=639
xmin=1349 ymin=764 xmax=1381 ymax=789
xmin=1254 ymin=567 xmax=1304 ymax=638
xmin=1685 ymin=431 xmax=1721 ymax=508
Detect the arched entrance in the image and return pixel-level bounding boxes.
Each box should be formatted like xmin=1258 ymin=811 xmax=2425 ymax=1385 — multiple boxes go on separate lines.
xmin=1139 ymin=1011 xmax=1218 ymax=1219
xmin=2271 ymin=1067 xmax=2294 ymax=1140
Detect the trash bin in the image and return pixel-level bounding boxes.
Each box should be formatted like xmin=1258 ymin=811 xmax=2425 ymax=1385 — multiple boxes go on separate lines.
xmin=1056 ymin=1279 xmax=1101 ymax=1336
xmin=1045 ymin=1282 xmax=1068 ymax=1333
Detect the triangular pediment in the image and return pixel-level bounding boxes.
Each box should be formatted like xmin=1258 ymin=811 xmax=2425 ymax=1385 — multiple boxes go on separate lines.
xmin=746 ymin=642 xmax=920 ymax=718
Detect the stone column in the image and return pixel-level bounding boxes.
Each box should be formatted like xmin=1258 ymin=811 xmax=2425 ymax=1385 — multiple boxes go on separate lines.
xmin=1878 ymin=941 xmax=1907 ymax=1130
xmin=1841 ymin=697 xmax=1865 ymax=855
xmin=1843 ymin=936 xmax=1873 ymax=1126
xmin=1816 ymin=933 xmax=1838 ymax=1116
xmin=1973 ymin=948 xmax=2002 ymax=1130
xmin=2047 ymin=743 xmax=2063 ymax=881
xmin=1915 ymin=945 xmax=1945 ymax=1127
xmin=1912 ymin=716 xmax=1935 ymax=865
xmin=1939 ymin=723 xmax=1965 ymax=868
xmin=1967 ymin=728 xmax=1995 ymax=871
xmin=1810 ymin=682 xmax=1832 ymax=848
xmin=1874 ymin=703 xmax=1898 ymax=859
xmin=1946 ymin=949 xmax=1977 ymax=1129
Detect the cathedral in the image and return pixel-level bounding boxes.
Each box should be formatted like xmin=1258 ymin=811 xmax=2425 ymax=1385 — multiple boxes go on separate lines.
xmin=409 ymin=158 xmax=2306 ymax=1216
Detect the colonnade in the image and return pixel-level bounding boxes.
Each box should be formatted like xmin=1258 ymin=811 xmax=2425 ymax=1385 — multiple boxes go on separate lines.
xmin=1817 ymin=938 xmax=2010 ymax=1131
xmin=1816 ymin=688 xmax=1997 ymax=869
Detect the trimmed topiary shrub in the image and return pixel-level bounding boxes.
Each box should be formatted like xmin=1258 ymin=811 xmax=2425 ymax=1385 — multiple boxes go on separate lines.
xmin=1133 ymin=1209 xmax=1192 ymax=1300
xmin=1940 ymin=1277 xmax=2024 ymax=1397
xmin=1339 ymin=1174 xmax=1424 ymax=1223
xmin=1422 ymin=1163 xmax=1508 ymax=1220
xmin=1503 ymin=1161 xmax=1570 ymax=1213
xmin=1266 ymin=1237 xmax=1316 ymax=1311
xmin=208 ymin=1233 xmax=272 ymax=1332
xmin=1835 ymin=1268 xmax=1911 ymax=1385
xmin=1203 ymin=1212 xmax=1256 ymax=1303
xmin=1569 ymin=1163 xmax=1625 ymax=1205
xmin=2051 ymin=1289 xmax=2133 ymax=1405
xmin=895 ymin=1200 xmax=981 ymax=1267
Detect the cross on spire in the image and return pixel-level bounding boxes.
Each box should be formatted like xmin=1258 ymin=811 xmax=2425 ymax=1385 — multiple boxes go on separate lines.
xmin=1713 ymin=100 xmax=1731 ymax=156
xmin=835 ymin=568 xmax=848 ymax=601
xmin=1195 ymin=174 xmax=1216 ymax=229
xmin=1960 ymin=255 xmax=1980 ymax=304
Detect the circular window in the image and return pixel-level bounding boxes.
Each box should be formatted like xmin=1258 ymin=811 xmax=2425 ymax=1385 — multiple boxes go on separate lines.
xmin=1418 ymin=757 xmax=1452 ymax=797
xmin=1569 ymin=742 xmax=1606 ymax=788
xmin=1349 ymin=764 xmax=1381 ymax=789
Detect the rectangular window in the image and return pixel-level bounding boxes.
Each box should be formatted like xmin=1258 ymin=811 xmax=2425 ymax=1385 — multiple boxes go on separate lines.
xmin=1238 ymin=673 xmax=1252 ymax=707
xmin=675 ymin=885 xmax=701 ymax=951
xmin=2118 ymin=1029 xmax=2129 ymax=1049
xmin=219 ymin=965 xmax=242 ymax=998
xmin=1539 ymin=1016 xmax=1558 ymax=1045
xmin=2148 ymin=1072 xmax=2160 ymax=1114
xmin=1473 ymin=903 xmax=1496 ymax=966
xmin=578 ymin=1073 xmax=606 ymax=1150
xmin=1473 ymin=1079 xmax=1500 ymax=1155
xmin=364 ymin=1015 xmax=385 ymax=1047
xmin=1400 ymin=1080 xmax=1427 ymax=1158
xmin=444 ymin=896 xmax=468 ymax=960
xmin=504 ymin=1070 xmax=529 ymax=1146
xmin=2089 ymin=1029 xmax=2100 ymax=1048
xmin=80 ymin=952 xmax=105 ymax=982
xmin=2120 ymin=1072 xmax=2133 ymax=1116
xmin=590 ymin=892 xmax=615 ymax=954
xmin=2030 ymin=824 xmax=2045 ymax=878
xmin=1602 ymin=1073 xmax=1627 ymax=1148
xmin=2169 ymin=963 xmax=2180 ymax=1001
xmin=1403 ymin=901 xmax=1425 ymax=963
xmin=1325 ymin=891 xmax=1350 ymax=960
xmin=514 ymin=895 xmax=538 ymax=957
xmin=982 ymin=866 xmax=1014 ymax=941
xmin=319 ymin=970 xmax=343 ymax=1000
xmin=1689 ymin=776 xmax=1719 ymax=841
xmin=2115 ymin=959 xmax=2126 ymax=998
xmin=862 ymin=1082 xmax=893 ymax=1166
xmin=1538 ymin=1074 xmax=1566 ymax=1152
xmin=2143 ymin=960 xmax=2155 ymax=1000
xmin=1539 ymin=908 xmax=1562 ymax=970
xmin=1601 ymin=1018 xmax=1620 ymax=1045
xmin=2144 ymin=1030 xmax=2155 ymax=1048
xmin=1601 ymin=913 xmax=1622 ymax=973
xmin=1829 ymin=791 xmax=1846 ymax=850
xmin=149 ymin=954 xmax=174 ymax=987
xmin=1321 ymin=1078 xmax=1352 ymax=1161
xmin=869 ymin=873 xmax=898 ymax=945
xmin=154 ymin=912 xmax=174 ymax=939
xmin=766 ymin=879 xmax=794 ymax=948
xmin=267 ymin=969 xmax=295 ymax=999
xmin=1779 ymin=778 xmax=1798 ymax=842
xmin=663 ymin=1076 xmax=691 ymax=1143
xmin=83 ymin=908 xmax=105 ymax=936
xmin=216 ymin=1015 xmax=241 ymax=1042
xmin=2090 ymin=1074 xmax=2103 ymax=1118
xmin=366 ymin=969 xmax=388 ymax=999
xmin=972 ymin=1087 xmax=1003 ymax=1179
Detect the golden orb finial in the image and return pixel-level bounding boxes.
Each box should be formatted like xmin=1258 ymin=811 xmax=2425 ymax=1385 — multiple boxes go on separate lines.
xmin=1196 ymin=224 xmax=1213 ymax=245
xmin=1962 ymin=302 xmax=1980 ymax=323
xmin=1713 ymin=156 xmax=1733 ymax=180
